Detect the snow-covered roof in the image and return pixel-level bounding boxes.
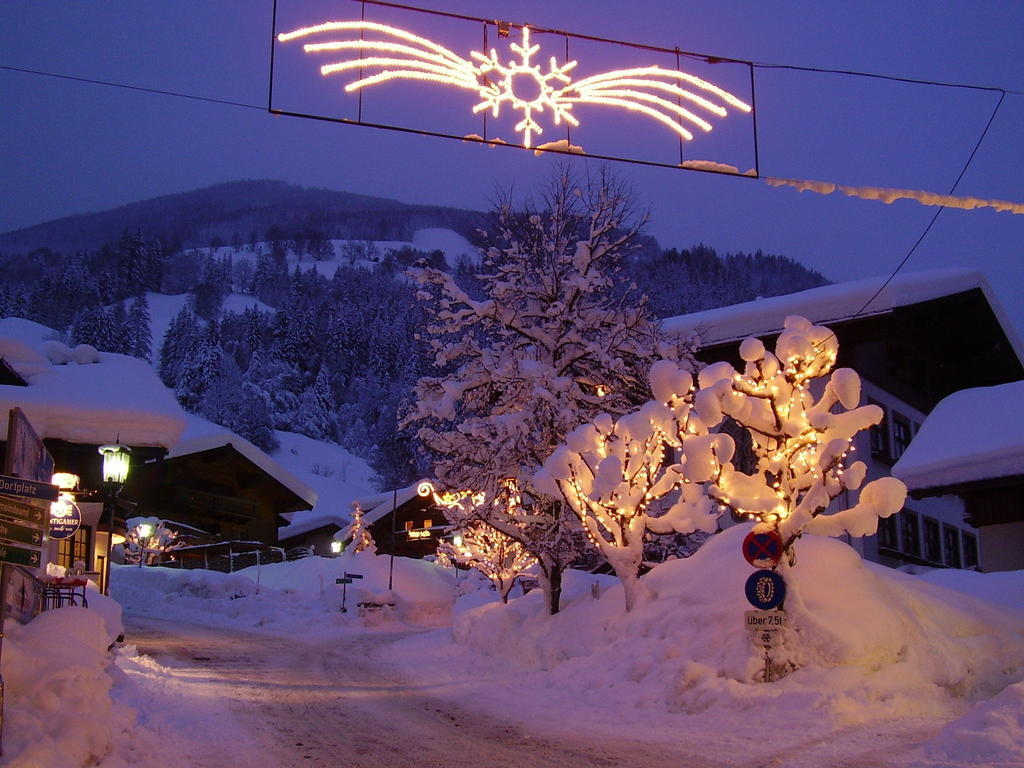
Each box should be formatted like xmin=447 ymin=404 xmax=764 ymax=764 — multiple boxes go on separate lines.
xmin=661 ymin=269 xmax=1024 ymax=363
xmin=0 ymin=318 xmax=186 ymax=447
xmin=892 ymin=380 xmax=1024 ymax=492
xmin=357 ymin=480 xmax=432 ymax=526
xmin=277 ymin=511 xmax=348 ymax=541
xmin=171 ymin=415 xmax=318 ymax=508
xmin=272 ymin=431 xmax=378 ymax=540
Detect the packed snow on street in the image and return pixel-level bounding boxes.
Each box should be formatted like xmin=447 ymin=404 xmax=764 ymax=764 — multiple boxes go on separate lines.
xmin=2 ymin=527 xmax=1023 ymax=768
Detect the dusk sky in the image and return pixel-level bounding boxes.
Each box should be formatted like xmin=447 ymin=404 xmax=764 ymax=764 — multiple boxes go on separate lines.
xmin=3 ymin=1 xmax=1022 ymax=333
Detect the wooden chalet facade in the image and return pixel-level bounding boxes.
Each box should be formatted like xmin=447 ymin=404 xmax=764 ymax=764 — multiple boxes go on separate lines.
xmin=0 ymin=318 xmax=317 ymax=582
xmin=663 ymin=269 xmax=1024 ymax=571
xmin=125 ymin=440 xmax=315 ymax=546
xmin=279 ymin=480 xmax=447 ymax=559
xmin=893 ymin=380 xmax=1024 ymax=572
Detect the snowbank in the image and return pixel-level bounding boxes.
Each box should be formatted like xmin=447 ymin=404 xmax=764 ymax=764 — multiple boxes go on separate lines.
xmin=452 ymin=527 xmax=1024 ymax=722
xmin=111 ymin=552 xmax=455 ymax=632
xmin=0 ymin=608 xmax=132 ymax=768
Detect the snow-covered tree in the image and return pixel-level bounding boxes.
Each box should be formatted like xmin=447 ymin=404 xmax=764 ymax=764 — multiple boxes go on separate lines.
xmin=407 ymin=167 xmax=687 ymax=614
xmin=123 ymin=517 xmax=181 ymax=566
xmin=696 ymin=315 xmax=907 ymax=556
xmin=126 ymin=293 xmax=152 ymax=361
xmin=537 ymin=360 xmax=726 ymax=610
xmin=437 ymin=518 xmax=537 ymax=603
xmin=340 ymin=503 xmax=376 ymax=554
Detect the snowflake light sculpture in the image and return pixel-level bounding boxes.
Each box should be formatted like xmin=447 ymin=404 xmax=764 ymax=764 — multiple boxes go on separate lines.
xmin=278 ymin=22 xmax=751 ymax=148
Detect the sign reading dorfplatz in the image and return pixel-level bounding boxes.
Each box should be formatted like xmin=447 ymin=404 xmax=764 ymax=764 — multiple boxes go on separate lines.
xmin=0 ymin=474 xmax=58 ymax=503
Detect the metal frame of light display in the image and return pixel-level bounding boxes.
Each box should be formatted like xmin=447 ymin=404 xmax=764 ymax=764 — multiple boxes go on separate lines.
xmin=269 ymin=0 xmax=760 ymax=176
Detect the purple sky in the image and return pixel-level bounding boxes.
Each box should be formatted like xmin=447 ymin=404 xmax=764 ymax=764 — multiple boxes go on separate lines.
xmin=3 ymin=1 xmax=1023 ymax=335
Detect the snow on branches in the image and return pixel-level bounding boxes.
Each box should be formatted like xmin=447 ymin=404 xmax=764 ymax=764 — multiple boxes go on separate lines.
xmin=430 ymin=482 xmax=538 ymax=603
xmin=696 ymin=316 xmax=906 ymax=552
xmin=340 ymin=503 xmax=376 ymax=554
xmin=123 ymin=516 xmax=181 ymax=566
xmin=537 ymin=360 xmax=725 ymax=610
xmin=406 ymin=167 xmax=687 ymax=614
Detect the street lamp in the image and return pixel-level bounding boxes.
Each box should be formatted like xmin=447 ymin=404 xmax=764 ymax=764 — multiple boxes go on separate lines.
xmin=98 ymin=443 xmax=131 ymax=594
xmin=135 ymin=521 xmax=153 ymax=567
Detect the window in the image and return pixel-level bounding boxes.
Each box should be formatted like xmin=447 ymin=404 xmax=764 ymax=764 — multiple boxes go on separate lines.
xmin=943 ymin=525 xmax=962 ymax=568
xmin=878 ymin=516 xmax=898 ymax=550
xmin=403 ymin=520 xmax=414 ymax=531
xmin=422 ymin=519 xmax=433 ymax=529
xmin=922 ymin=517 xmax=941 ymax=563
xmin=900 ymin=511 xmax=920 ymax=557
xmin=892 ymin=412 xmax=912 ymax=460
xmin=868 ymin=399 xmax=891 ymax=459
xmin=57 ymin=527 xmax=91 ymax=570
xmin=962 ymin=532 xmax=979 ymax=569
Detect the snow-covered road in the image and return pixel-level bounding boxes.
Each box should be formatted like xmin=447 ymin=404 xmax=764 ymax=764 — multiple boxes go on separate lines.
xmin=118 ymin=615 xmax=715 ymax=768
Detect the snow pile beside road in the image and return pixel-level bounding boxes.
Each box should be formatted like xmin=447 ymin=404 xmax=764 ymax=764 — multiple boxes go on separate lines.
xmin=112 ymin=552 xmax=455 ymax=632
xmin=454 ymin=526 xmax=1024 ymax=724
xmin=0 ymin=608 xmax=133 ymax=768
xmin=240 ymin=550 xmax=454 ymax=625
xmin=915 ymin=679 xmax=1024 ymax=768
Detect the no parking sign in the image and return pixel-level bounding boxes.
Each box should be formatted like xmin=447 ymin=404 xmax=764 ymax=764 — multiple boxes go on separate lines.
xmin=742 ymin=530 xmax=783 ymax=569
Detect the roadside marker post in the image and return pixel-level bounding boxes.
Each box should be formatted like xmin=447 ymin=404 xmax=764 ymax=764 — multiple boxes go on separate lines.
xmin=336 ymin=572 xmax=362 ymax=613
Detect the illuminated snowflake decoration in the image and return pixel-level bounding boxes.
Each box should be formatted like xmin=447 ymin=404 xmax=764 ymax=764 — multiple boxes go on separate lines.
xmin=469 ymin=28 xmax=578 ymax=147
xmin=278 ymin=22 xmax=751 ymax=149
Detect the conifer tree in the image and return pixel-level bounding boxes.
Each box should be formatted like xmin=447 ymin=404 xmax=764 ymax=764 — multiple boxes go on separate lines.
xmin=127 ymin=293 xmax=152 ymax=361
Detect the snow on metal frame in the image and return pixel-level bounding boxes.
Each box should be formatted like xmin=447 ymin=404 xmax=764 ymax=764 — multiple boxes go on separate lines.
xmin=269 ymin=0 xmax=759 ymax=176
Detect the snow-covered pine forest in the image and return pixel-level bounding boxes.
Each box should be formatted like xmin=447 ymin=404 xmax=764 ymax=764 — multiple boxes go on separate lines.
xmin=0 ymin=179 xmax=826 ymax=488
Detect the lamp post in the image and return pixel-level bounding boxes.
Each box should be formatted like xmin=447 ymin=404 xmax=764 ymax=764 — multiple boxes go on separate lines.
xmin=98 ymin=443 xmax=131 ymax=595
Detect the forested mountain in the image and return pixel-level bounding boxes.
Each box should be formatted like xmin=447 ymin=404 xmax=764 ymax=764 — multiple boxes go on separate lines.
xmin=0 ymin=180 xmax=485 ymax=254
xmin=0 ymin=181 xmax=828 ymax=489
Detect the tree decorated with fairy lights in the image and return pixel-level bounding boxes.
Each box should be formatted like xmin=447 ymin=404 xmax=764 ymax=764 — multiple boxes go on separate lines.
xmin=341 ymin=503 xmax=377 ymax=554
xmin=696 ymin=315 xmax=907 ymax=555
xmin=406 ymin=167 xmax=688 ymax=614
xmin=537 ymin=360 xmax=727 ymax=611
xmin=123 ymin=516 xmax=181 ymax=566
xmin=438 ymin=519 xmax=537 ymax=603
xmin=429 ymin=482 xmax=538 ymax=603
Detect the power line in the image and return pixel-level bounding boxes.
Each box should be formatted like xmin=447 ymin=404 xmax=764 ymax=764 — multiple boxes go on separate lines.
xmin=750 ymin=62 xmax=1022 ymax=96
xmin=847 ymin=89 xmax=1006 ymax=320
xmin=0 ymin=64 xmax=264 ymax=111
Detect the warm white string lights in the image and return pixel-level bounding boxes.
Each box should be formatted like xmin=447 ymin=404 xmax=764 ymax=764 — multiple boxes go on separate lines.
xmin=278 ymin=22 xmax=751 ymax=148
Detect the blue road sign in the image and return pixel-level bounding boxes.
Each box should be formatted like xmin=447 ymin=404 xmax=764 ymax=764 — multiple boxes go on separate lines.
xmin=49 ymin=505 xmax=82 ymax=541
xmin=0 ymin=474 xmax=58 ymax=502
xmin=745 ymin=569 xmax=786 ymax=610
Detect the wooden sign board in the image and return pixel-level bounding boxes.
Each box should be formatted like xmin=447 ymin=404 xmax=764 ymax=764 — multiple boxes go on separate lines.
xmin=4 ymin=408 xmax=54 ymax=483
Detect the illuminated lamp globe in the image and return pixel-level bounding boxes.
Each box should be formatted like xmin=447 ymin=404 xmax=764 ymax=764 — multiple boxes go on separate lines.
xmin=137 ymin=522 xmax=154 ymax=540
xmin=98 ymin=443 xmax=131 ymax=485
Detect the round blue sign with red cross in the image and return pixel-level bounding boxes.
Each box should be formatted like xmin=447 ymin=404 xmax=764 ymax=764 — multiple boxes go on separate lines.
xmin=742 ymin=530 xmax=784 ymax=569
xmin=745 ymin=569 xmax=786 ymax=610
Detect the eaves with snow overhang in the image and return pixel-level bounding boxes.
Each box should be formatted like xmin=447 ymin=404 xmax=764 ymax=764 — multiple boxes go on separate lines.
xmin=892 ymin=380 xmax=1024 ymax=497
xmin=0 ymin=318 xmax=186 ymax=448
xmin=661 ymin=268 xmax=1024 ymax=415
xmin=662 ymin=268 xmax=1024 ymax=362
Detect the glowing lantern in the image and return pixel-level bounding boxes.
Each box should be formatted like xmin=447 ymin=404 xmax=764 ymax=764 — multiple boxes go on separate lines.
xmin=98 ymin=443 xmax=131 ymax=485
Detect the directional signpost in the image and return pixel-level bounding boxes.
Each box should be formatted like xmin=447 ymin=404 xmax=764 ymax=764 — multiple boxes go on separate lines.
xmin=0 ymin=474 xmax=58 ymax=503
xmin=336 ymin=572 xmax=364 ymax=613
